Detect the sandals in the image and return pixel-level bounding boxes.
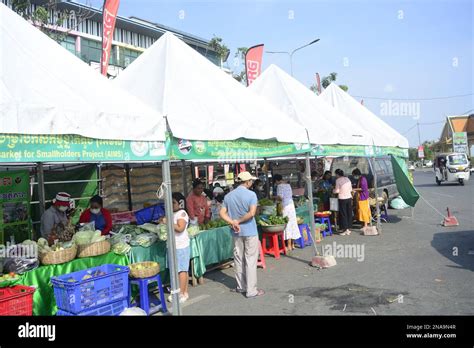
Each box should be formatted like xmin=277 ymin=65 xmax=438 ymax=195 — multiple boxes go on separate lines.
xmin=340 ymin=230 xmax=352 ymax=236
xmin=230 ymin=288 xmax=246 ymax=294
xmin=246 ymin=289 xmax=265 ymax=299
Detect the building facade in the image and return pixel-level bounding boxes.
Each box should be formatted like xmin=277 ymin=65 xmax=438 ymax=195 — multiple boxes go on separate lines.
xmin=2 ymin=0 xmax=222 ymax=76
xmin=438 ymin=114 xmax=474 ymax=156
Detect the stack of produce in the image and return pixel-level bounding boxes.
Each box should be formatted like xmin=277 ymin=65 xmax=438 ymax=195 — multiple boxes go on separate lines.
xmin=72 ymin=231 xmax=106 ymax=245
xmin=130 ymin=233 xmax=157 ymax=248
xmin=199 ymin=219 xmax=229 ymax=231
xmin=257 ymin=215 xmax=289 ymax=226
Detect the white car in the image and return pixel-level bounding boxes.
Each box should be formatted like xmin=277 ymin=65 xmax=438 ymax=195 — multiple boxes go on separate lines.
xmin=212 ymin=174 xmax=228 ymax=187
xmin=424 ymin=160 xmax=433 ymax=168
xmin=408 ymin=164 xmax=415 ymax=171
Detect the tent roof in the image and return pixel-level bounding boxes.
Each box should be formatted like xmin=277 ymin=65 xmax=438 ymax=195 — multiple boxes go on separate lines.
xmin=249 ymin=64 xmax=373 ymax=146
xmin=0 ymin=4 xmax=166 ymax=142
xmin=320 ymin=83 xmax=409 ymax=148
xmin=115 ymin=32 xmax=308 ymax=144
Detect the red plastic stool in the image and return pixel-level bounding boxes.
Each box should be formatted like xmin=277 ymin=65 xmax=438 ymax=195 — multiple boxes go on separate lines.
xmin=262 ymin=231 xmax=286 ymax=259
xmin=257 ymin=241 xmax=266 ymax=269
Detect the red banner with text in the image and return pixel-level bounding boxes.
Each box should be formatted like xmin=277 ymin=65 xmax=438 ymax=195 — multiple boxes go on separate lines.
xmin=245 ymin=44 xmax=264 ymax=86
xmin=100 ymin=0 xmax=120 ymax=76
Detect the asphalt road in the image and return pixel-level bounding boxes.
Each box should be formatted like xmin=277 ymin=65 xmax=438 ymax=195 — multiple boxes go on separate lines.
xmin=164 ymin=170 xmax=474 ymax=315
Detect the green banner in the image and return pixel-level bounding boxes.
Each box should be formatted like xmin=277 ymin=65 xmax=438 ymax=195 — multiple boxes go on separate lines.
xmin=0 ymin=170 xmax=31 ymax=244
xmin=169 ymin=138 xmax=311 ymax=160
xmin=453 ymin=132 xmax=468 ymax=154
xmin=0 ymin=134 xmax=168 ymax=163
xmin=311 ymin=144 xmax=408 ymax=158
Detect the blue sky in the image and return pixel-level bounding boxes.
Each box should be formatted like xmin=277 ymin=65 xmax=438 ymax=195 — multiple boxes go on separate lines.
xmin=82 ymin=0 xmax=472 ymax=147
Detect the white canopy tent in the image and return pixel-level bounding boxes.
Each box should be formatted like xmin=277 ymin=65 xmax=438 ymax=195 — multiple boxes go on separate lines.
xmin=320 ymin=83 xmax=409 ymax=148
xmin=115 ymin=32 xmax=308 ymax=144
xmin=0 ymin=3 xmax=166 ymax=142
xmin=249 ymin=64 xmax=372 ymax=146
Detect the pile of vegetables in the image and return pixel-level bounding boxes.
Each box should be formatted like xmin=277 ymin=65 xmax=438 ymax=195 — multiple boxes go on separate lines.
xmin=112 ymin=242 xmax=131 ymax=255
xmin=257 ymin=215 xmax=288 ymax=226
xmin=258 ymin=198 xmax=274 ymax=207
xmin=37 ymin=238 xmax=75 ymax=253
xmin=199 ymin=219 xmax=229 ymax=231
xmin=72 ymin=230 xmax=106 ymax=246
xmin=130 ymin=233 xmax=157 ymax=247
xmin=187 ymin=225 xmax=201 ymax=237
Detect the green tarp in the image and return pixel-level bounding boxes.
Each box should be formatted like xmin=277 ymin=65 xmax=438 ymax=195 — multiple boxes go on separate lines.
xmin=390 ymin=155 xmax=419 ymax=207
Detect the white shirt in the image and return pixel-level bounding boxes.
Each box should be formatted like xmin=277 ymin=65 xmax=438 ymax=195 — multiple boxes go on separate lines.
xmin=173 ymin=210 xmax=190 ymax=249
xmin=277 ymin=183 xmax=294 ymax=207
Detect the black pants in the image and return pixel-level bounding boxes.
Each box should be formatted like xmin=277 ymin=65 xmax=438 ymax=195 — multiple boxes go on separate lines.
xmin=338 ymin=198 xmax=353 ymax=230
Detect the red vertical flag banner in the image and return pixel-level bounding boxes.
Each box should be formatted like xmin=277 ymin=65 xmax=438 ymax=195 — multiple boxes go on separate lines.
xmin=315 ymin=73 xmax=321 ymax=94
xmin=245 ymin=44 xmax=264 ymax=86
xmin=101 ymin=0 xmax=120 ymax=76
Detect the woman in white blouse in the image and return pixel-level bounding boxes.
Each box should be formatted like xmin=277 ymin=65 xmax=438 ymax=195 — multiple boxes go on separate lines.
xmin=273 ymin=174 xmax=301 ymax=252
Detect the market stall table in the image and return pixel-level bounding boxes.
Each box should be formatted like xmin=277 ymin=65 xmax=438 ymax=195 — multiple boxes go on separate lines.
xmin=18 ymin=252 xmax=128 ymax=316
xmin=129 ymin=226 xmax=234 ymax=286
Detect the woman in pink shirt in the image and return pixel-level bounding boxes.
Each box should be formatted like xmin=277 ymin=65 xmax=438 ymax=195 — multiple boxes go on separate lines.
xmin=333 ymin=169 xmax=353 ymax=235
xmin=186 ymin=179 xmax=210 ymax=225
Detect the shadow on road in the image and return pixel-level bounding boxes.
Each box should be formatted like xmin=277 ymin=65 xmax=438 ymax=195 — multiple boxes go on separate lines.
xmin=431 ymin=230 xmax=474 ymax=272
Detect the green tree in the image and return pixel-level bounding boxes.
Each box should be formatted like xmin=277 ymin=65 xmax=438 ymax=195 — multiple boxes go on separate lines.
xmin=12 ymin=0 xmax=94 ymax=44
xmin=233 ymin=47 xmax=248 ymax=85
xmin=310 ymin=72 xmax=348 ymax=93
xmin=209 ymin=36 xmax=230 ymax=67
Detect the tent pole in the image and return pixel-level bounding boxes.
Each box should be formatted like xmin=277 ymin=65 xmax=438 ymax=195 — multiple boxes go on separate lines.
xmin=97 ymin=163 xmax=102 ymax=196
xmin=370 ymin=142 xmax=382 ymax=233
xmin=162 ymin=160 xmax=182 ymax=315
xmin=125 ymin=164 xmax=133 ymax=211
xmin=37 ymin=162 xmax=46 ymax=216
xmin=181 ymin=160 xmax=188 ymax=197
xmin=305 ymin=153 xmax=320 ymax=256
xmin=263 ymin=158 xmax=270 ymax=198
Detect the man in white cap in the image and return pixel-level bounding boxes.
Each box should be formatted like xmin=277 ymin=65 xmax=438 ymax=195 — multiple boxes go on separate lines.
xmin=220 ymin=171 xmax=265 ymax=298
xmin=40 ymin=192 xmax=72 ymax=241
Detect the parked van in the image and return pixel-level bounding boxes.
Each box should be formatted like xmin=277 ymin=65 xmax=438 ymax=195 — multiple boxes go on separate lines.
xmin=330 ymin=156 xmax=399 ymax=203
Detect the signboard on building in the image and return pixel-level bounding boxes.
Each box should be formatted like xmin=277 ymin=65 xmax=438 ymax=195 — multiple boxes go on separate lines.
xmin=0 ymin=170 xmax=31 ymax=244
xmin=453 ymin=132 xmax=468 ymax=154
xmin=418 ymin=145 xmax=425 ymax=159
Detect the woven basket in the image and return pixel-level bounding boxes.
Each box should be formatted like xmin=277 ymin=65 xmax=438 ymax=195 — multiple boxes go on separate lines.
xmin=129 ymin=262 xmax=160 ymax=279
xmin=76 ymin=240 xmax=111 ymax=258
xmin=40 ymin=244 xmax=77 ymax=265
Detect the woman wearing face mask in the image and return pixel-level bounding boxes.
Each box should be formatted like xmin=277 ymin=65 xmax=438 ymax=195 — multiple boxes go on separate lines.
xmin=186 ymin=179 xmax=210 ymax=225
xmin=252 ymin=179 xmax=266 ymax=200
xmin=40 ymin=192 xmax=72 ymax=241
xmin=352 ymin=168 xmax=371 ymax=229
xmin=79 ymin=195 xmax=113 ymax=235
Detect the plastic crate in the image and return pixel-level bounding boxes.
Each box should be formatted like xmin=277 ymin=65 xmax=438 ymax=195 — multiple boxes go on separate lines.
xmin=56 ymin=298 xmax=128 ymax=316
xmin=134 ymin=204 xmax=165 ymax=225
xmin=51 ymin=264 xmax=129 ymax=314
xmin=0 ymin=285 xmax=35 ymax=316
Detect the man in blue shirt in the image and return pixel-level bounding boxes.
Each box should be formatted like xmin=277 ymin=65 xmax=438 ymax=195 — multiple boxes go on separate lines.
xmin=220 ymin=171 xmax=265 ymax=298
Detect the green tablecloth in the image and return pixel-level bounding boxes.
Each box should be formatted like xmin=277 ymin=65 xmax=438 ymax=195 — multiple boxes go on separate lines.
xmin=191 ymin=226 xmax=233 ymax=278
xmin=129 ymin=226 xmax=234 ymax=280
xmin=18 ymin=252 xmax=128 ymax=316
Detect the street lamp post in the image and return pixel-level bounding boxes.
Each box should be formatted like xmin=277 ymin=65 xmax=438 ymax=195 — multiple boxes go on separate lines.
xmin=266 ymin=38 xmax=320 ymax=76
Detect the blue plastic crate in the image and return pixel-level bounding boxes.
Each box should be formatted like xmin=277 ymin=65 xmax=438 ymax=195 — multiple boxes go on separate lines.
xmin=134 ymin=204 xmax=165 ymax=225
xmin=56 ymin=298 xmax=128 ymax=316
xmin=51 ymin=264 xmax=129 ymax=314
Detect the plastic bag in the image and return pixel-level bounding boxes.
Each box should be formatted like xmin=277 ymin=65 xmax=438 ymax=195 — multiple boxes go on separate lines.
xmin=2 ymin=257 xmax=39 ymax=274
xmin=130 ymin=233 xmax=157 ymax=247
xmin=119 ymin=307 xmax=147 ymax=316
xmin=390 ymin=197 xmax=410 ymax=210
xmin=78 ymin=221 xmax=95 ymax=232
